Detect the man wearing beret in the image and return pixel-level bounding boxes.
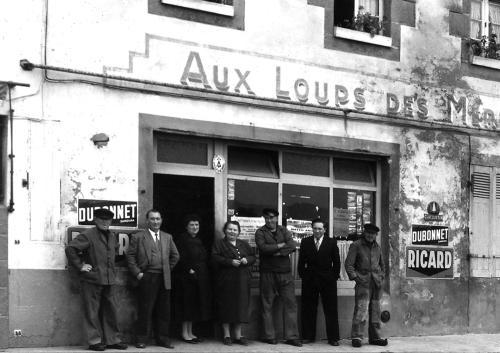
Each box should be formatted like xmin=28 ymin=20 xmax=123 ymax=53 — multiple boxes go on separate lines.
xmin=254 ymin=208 xmax=302 ymax=347
xmin=66 ymin=208 xmax=127 ymax=351
xmin=345 ymin=223 xmax=388 ymax=348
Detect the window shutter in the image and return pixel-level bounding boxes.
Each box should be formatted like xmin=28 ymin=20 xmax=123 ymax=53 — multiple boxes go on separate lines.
xmin=494 ymin=171 xmax=500 ymax=277
xmin=470 ymin=166 xmax=492 ymax=277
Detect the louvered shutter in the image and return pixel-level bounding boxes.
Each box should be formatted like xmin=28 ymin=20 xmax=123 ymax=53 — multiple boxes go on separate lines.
xmin=494 ymin=170 xmax=500 ymax=277
xmin=470 ymin=165 xmax=492 ymax=277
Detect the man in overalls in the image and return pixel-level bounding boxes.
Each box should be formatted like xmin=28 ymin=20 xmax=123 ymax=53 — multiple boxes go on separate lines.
xmin=345 ymin=223 xmax=388 ymax=348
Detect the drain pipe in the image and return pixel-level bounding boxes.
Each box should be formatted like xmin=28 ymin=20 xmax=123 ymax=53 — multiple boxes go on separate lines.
xmin=0 ymin=81 xmax=30 ymax=212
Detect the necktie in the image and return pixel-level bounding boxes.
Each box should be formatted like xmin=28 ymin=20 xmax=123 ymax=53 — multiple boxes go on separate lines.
xmin=315 ymin=239 xmax=320 ymax=250
xmin=155 ymin=232 xmax=159 ymax=245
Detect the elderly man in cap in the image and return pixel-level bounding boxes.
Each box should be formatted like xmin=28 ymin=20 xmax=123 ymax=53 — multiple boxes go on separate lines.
xmin=345 ymin=223 xmax=388 ymax=348
xmin=66 ymin=208 xmax=127 ymax=351
xmin=254 ymin=208 xmax=302 ymax=347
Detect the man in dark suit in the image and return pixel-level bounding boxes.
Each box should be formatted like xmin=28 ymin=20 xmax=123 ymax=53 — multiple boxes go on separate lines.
xmin=126 ymin=209 xmax=180 ymax=349
xmin=298 ymin=218 xmax=341 ymax=346
xmin=65 ymin=208 xmax=128 ymax=351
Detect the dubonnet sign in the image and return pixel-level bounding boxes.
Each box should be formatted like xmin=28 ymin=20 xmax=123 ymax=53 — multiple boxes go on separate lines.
xmin=78 ymin=199 xmax=138 ymax=227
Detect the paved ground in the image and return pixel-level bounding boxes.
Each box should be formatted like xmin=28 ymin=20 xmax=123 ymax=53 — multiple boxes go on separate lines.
xmin=5 ymin=334 xmax=500 ymax=353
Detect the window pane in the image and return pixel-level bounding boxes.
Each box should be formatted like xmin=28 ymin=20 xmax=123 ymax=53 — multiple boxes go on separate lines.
xmin=157 ymin=135 xmax=208 ymax=165
xmin=227 ymin=179 xmax=278 ymax=246
xmin=228 ymin=146 xmax=279 ymax=177
xmin=333 ymin=158 xmax=375 ymax=184
xmin=282 ymin=152 xmax=329 ymax=177
xmin=359 ymin=0 xmax=379 ymax=16
xmin=471 ymin=0 xmax=482 ymax=21
xmin=332 ymin=188 xmax=375 ymax=240
xmin=282 ymin=184 xmax=329 ymax=244
xmin=490 ymin=1 xmax=500 ymax=35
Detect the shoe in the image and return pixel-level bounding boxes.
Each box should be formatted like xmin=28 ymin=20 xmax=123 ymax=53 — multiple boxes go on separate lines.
xmin=369 ymin=338 xmax=388 ymax=346
xmin=157 ymin=340 xmax=174 ymax=349
xmin=223 ymin=337 xmax=232 ymax=346
xmin=135 ymin=342 xmax=146 ymax=349
xmin=284 ymin=339 xmax=303 ymax=347
xmin=192 ymin=337 xmax=203 ymax=343
xmin=106 ymin=343 xmax=128 ymax=350
xmin=233 ymin=337 xmax=249 ymax=346
xmin=352 ymin=339 xmax=362 ymax=347
xmin=88 ymin=344 xmax=106 ymax=351
xmin=261 ymin=338 xmax=278 ymax=344
xmin=182 ymin=338 xmax=198 ymax=344
xmin=328 ymin=340 xmax=339 ymax=346
xmin=302 ymin=339 xmax=315 ymax=344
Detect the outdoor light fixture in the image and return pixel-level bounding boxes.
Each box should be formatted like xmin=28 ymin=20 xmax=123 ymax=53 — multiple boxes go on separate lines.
xmin=19 ymin=59 xmax=35 ymax=71
xmin=91 ymin=133 xmax=110 ymax=148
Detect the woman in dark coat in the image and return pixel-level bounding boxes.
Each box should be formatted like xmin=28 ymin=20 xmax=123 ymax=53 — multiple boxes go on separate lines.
xmin=212 ymin=220 xmax=256 ymax=346
xmin=173 ymin=214 xmax=211 ymax=343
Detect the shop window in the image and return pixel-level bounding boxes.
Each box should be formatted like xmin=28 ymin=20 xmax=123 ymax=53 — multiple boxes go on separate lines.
xmin=332 ymin=158 xmax=376 ymax=185
xmin=156 ymin=134 xmax=208 ymax=165
xmin=228 ymin=146 xmax=279 ymax=178
xmin=282 ymin=184 xmax=330 ymax=244
xmin=470 ymin=165 xmax=500 ymax=277
xmin=282 ymin=151 xmax=329 ymax=177
xmin=470 ymin=0 xmax=500 ymax=39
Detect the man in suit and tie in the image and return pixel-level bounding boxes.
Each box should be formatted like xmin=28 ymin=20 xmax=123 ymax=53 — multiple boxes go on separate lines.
xmin=298 ymin=218 xmax=341 ymax=346
xmin=126 ymin=209 xmax=180 ymax=349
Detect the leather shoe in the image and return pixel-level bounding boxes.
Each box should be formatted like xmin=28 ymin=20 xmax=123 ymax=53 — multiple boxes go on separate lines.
xmin=234 ymin=337 xmax=249 ymax=346
xmin=284 ymin=339 xmax=303 ymax=347
xmin=135 ymin=342 xmax=146 ymax=349
xmin=106 ymin=342 xmax=128 ymax=350
xmin=182 ymin=338 xmax=198 ymax=344
xmin=352 ymin=339 xmax=362 ymax=347
xmin=329 ymin=340 xmax=339 ymax=346
xmin=223 ymin=337 xmax=232 ymax=346
xmin=88 ymin=344 xmax=106 ymax=351
xmin=157 ymin=340 xmax=174 ymax=349
xmin=261 ymin=338 xmax=277 ymax=344
xmin=369 ymin=338 xmax=388 ymax=346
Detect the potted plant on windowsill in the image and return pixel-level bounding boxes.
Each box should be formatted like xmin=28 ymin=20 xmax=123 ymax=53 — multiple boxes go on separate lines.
xmin=469 ymin=33 xmax=500 ymax=69
xmin=333 ymin=6 xmax=391 ymax=47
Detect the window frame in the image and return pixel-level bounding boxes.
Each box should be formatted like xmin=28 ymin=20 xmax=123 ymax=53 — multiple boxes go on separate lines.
xmin=160 ymin=0 xmax=234 ymax=17
xmin=470 ymin=0 xmax=500 ymax=39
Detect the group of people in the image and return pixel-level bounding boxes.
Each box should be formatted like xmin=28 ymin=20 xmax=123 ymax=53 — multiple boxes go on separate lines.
xmin=65 ymin=207 xmax=388 ymax=351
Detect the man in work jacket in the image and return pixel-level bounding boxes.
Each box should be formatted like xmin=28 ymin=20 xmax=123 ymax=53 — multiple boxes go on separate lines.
xmin=345 ymin=223 xmax=388 ymax=348
xmin=65 ymin=208 xmax=127 ymax=351
xmin=254 ymin=208 xmax=302 ymax=347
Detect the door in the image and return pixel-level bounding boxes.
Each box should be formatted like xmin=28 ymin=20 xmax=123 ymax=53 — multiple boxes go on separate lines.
xmin=153 ymin=173 xmax=215 ymax=251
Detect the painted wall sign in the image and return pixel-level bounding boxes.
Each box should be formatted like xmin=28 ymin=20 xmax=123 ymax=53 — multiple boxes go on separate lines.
xmin=78 ymin=199 xmax=138 ymax=227
xmin=67 ymin=227 xmax=140 ymax=266
xmin=406 ymin=246 xmax=453 ymax=278
xmin=412 ymin=224 xmax=449 ymax=246
xmin=424 ymin=214 xmax=444 ymax=222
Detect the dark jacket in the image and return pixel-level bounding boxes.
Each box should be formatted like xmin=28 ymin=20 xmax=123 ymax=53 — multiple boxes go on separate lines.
xmin=126 ymin=229 xmax=180 ymax=289
xmin=298 ymin=235 xmax=341 ymax=282
xmin=344 ymin=237 xmax=385 ymax=288
xmin=255 ymin=225 xmax=297 ymax=273
xmin=65 ymin=227 xmax=119 ymax=285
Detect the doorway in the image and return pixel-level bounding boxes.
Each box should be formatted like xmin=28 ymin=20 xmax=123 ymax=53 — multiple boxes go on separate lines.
xmin=153 ymin=173 xmax=215 ymax=250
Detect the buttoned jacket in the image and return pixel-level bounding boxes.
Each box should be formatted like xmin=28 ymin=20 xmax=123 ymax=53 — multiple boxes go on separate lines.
xmin=344 ymin=237 xmax=385 ymax=288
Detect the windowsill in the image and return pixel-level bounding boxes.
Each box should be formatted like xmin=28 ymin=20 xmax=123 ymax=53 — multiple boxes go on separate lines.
xmin=161 ymin=0 xmax=234 ymax=17
xmin=333 ymin=26 xmax=392 ymax=48
xmin=471 ymin=55 xmax=500 ymax=70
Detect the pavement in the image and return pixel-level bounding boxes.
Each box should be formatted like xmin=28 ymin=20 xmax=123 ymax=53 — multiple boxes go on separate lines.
xmin=4 ymin=334 xmax=500 ymax=353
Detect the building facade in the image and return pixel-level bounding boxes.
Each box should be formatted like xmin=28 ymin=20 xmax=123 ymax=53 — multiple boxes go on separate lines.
xmin=0 ymin=0 xmax=499 ymax=348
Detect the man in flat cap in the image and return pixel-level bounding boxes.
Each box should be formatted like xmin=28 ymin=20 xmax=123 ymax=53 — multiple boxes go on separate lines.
xmin=66 ymin=208 xmax=128 ymax=351
xmin=254 ymin=208 xmax=302 ymax=347
xmin=345 ymin=223 xmax=388 ymax=348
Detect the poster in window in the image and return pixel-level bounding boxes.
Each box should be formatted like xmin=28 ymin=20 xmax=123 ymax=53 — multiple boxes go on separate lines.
xmin=286 ymin=218 xmax=312 ymax=244
xmin=230 ymin=216 xmax=264 ymax=246
xmin=333 ymin=207 xmax=349 ymax=238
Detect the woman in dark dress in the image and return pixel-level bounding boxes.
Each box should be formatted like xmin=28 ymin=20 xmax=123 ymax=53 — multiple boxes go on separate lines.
xmin=212 ymin=221 xmax=256 ymax=346
xmin=173 ymin=214 xmax=211 ymax=343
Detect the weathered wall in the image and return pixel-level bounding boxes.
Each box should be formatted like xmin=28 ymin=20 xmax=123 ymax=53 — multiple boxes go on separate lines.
xmin=0 ymin=0 xmax=499 ymax=347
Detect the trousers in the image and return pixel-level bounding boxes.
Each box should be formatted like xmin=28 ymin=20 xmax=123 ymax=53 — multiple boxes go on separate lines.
xmin=260 ymin=272 xmax=299 ymax=340
xmin=136 ymin=272 xmax=171 ymax=342
xmin=80 ymin=281 xmax=120 ymax=345
xmin=351 ymin=279 xmax=382 ymax=340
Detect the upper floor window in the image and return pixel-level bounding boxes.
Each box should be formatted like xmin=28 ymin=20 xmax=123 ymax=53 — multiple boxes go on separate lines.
xmin=161 ymin=0 xmax=234 ymax=17
xmin=334 ymin=0 xmax=386 ymax=35
xmin=471 ymin=0 xmax=500 ymax=39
